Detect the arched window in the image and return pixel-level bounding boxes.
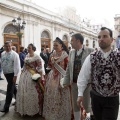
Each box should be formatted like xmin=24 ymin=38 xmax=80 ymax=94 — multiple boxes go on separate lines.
xmin=41 ymin=31 xmax=51 ymax=49
xmin=41 ymin=31 xmax=50 ymax=38
xmin=4 ymin=24 xmax=18 ymax=34
xmin=3 ymin=24 xmax=20 ymax=52
xmin=62 ymin=35 xmax=68 ymax=47
xmin=62 ymin=35 xmax=68 ymax=41
xmin=86 ymin=39 xmax=89 ymax=46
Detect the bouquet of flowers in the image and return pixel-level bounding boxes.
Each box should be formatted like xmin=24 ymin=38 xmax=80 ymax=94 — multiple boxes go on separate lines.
xmin=31 ymin=73 xmax=41 ymax=82
xmin=60 ymin=77 xmax=64 ymax=88
xmin=32 ymin=73 xmax=45 ymax=93
xmin=25 ymin=63 xmax=45 ymax=93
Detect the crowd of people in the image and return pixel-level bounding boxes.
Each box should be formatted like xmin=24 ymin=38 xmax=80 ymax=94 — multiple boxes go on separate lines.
xmin=0 ymin=27 xmax=120 ymax=120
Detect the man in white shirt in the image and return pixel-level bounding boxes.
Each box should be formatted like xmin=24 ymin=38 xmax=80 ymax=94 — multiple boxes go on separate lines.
xmin=11 ymin=46 xmax=17 ymax=52
xmin=63 ymin=33 xmax=94 ymax=120
xmin=0 ymin=41 xmax=20 ymax=113
xmin=77 ymin=27 xmax=120 ymax=120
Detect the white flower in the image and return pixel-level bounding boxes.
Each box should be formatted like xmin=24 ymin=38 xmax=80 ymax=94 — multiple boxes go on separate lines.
xmin=104 ymin=73 xmax=110 ymax=79
xmin=101 ymin=79 xmax=106 ymax=84
xmin=32 ymin=73 xmax=41 ymax=81
xmin=60 ymin=78 xmax=64 ymax=88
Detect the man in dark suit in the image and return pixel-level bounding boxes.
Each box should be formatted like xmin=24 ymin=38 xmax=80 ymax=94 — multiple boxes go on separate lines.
xmin=46 ymin=48 xmax=51 ymax=60
xmin=40 ymin=48 xmax=48 ymax=74
xmin=19 ymin=47 xmax=26 ymax=68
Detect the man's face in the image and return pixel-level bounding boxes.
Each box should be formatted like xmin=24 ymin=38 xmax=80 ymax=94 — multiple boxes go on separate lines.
xmin=71 ymin=36 xmax=77 ymax=49
xmin=43 ymin=48 xmax=46 ymax=53
xmin=4 ymin=43 xmax=12 ymax=52
xmin=98 ymin=29 xmax=113 ymax=50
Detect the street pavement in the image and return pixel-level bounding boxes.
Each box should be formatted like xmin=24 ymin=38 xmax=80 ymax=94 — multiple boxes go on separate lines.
xmin=0 ymin=72 xmax=120 ymax=120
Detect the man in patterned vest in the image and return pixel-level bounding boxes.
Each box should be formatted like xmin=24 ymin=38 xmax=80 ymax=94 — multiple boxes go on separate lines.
xmin=63 ymin=33 xmax=94 ymax=120
xmin=77 ymin=27 xmax=120 ymax=120
xmin=0 ymin=41 xmax=20 ymax=113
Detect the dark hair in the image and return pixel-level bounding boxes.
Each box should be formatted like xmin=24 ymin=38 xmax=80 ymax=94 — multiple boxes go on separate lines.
xmin=41 ymin=47 xmax=45 ymax=51
xmin=24 ymin=48 xmax=28 ymax=54
xmin=68 ymin=46 xmax=71 ymax=50
xmin=72 ymin=33 xmax=84 ymax=44
xmin=4 ymin=41 xmax=11 ymax=45
xmin=20 ymin=47 xmax=24 ymax=52
xmin=28 ymin=43 xmax=36 ymax=51
xmin=54 ymin=37 xmax=69 ymax=54
xmin=100 ymin=27 xmax=113 ymax=37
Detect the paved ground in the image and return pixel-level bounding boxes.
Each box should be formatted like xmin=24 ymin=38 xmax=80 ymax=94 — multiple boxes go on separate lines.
xmin=0 ymin=72 xmax=120 ymax=120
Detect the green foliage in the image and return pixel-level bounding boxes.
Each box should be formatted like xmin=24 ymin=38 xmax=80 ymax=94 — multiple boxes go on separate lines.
xmin=16 ymin=32 xmax=23 ymax=39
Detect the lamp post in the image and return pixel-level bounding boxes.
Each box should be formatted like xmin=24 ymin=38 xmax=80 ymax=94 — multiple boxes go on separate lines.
xmin=12 ymin=17 xmax=26 ymax=45
xmin=69 ymin=31 xmax=74 ymax=36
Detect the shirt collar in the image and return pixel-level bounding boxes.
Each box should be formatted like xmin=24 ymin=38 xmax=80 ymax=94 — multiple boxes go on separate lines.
xmin=99 ymin=48 xmax=112 ymax=58
xmin=76 ymin=45 xmax=83 ymax=56
xmin=99 ymin=48 xmax=111 ymax=54
xmin=77 ymin=45 xmax=83 ymax=52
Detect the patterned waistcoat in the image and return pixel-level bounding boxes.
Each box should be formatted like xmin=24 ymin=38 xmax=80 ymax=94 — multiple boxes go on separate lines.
xmin=73 ymin=50 xmax=84 ymax=83
xmin=90 ymin=50 xmax=120 ymax=97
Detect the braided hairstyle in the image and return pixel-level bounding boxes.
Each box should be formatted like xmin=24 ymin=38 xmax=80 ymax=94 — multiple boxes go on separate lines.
xmin=55 ymin=37 xmax=69 ymax=54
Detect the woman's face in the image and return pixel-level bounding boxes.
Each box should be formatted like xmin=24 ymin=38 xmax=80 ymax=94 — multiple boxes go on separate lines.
xmin=53 ymin=41 xmax=62 ymax=51
xmin=27 ymin=45 xmax=34 ymax=53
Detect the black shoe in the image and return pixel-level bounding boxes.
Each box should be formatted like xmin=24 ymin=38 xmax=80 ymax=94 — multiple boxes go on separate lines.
xmin=12 ymin=101 xmax=16 ymax=106
xmin=0 ymin=109 xmax=9 ymax=113
xmin=0 ymin=78 xmax=4 ymax=80
xmin=90 ymin=115 xmax=95 ymax=120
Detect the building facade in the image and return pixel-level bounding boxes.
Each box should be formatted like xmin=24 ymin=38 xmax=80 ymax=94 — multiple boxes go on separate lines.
xmin=114 ymin=14 xmax=120 ymax=49
xmin=0 ymin=0 xmax=98 ymax=52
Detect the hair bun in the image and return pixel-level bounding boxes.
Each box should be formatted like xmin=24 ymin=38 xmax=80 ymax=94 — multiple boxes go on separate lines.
xmin=29 ymin=43 xmax=36 ymax=51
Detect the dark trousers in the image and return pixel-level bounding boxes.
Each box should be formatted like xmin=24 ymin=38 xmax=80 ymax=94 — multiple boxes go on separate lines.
xmin=44 ymin=64 xmax=51 ymax=74
xmin=4 ymin=73 xmax=17 ymax=110
xmin=90 ymin=90 xmax=119 ymax=120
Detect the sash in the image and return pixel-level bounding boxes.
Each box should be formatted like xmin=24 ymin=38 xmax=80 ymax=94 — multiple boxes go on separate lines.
xmin=25 ymin=63 xmax=44 ymax=93
xmin=53 ymin=51 xmax=68 ymax=76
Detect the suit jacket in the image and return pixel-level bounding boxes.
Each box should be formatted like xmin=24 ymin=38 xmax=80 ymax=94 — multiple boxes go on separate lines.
xmin=40 ymin=52 xmax=48 ymax=65
xmin=63 ymin=46 xmax=94 ymax=85
xmin=19 ymin=52 xmax=26 ymax=68
xmin=63 ymin=46 xmax=94 ymax=112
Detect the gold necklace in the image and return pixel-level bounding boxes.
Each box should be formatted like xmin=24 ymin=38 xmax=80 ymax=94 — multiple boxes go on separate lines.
xmin=55 ymin=50 xmax=62 ymax=56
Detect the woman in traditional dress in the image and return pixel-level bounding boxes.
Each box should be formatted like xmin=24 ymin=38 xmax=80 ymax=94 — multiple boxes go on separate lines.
xmin=43 ymin=37 xmax=71 ymax=120
xmin=16 ymin=43 xmax=44 ymax=116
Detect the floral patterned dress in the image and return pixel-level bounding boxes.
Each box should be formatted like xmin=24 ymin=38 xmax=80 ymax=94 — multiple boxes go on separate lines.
xmin=16 ymin=53 xmax=43 ymax=116
xmin=43 ymin=51 xmax=71 ymax=120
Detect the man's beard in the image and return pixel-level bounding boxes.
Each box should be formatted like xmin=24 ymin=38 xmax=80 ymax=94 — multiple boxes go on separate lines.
xmin=99 ymin=42 xmax=110 ymax=49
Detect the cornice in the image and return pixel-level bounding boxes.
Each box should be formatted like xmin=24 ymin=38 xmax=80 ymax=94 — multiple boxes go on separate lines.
xmin=0 ymin=1 xmax=97 ymax=37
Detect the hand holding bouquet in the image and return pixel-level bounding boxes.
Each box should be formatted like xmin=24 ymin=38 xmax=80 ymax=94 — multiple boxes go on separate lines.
xmin=31 ymin=73 xmax=41 ymax=82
